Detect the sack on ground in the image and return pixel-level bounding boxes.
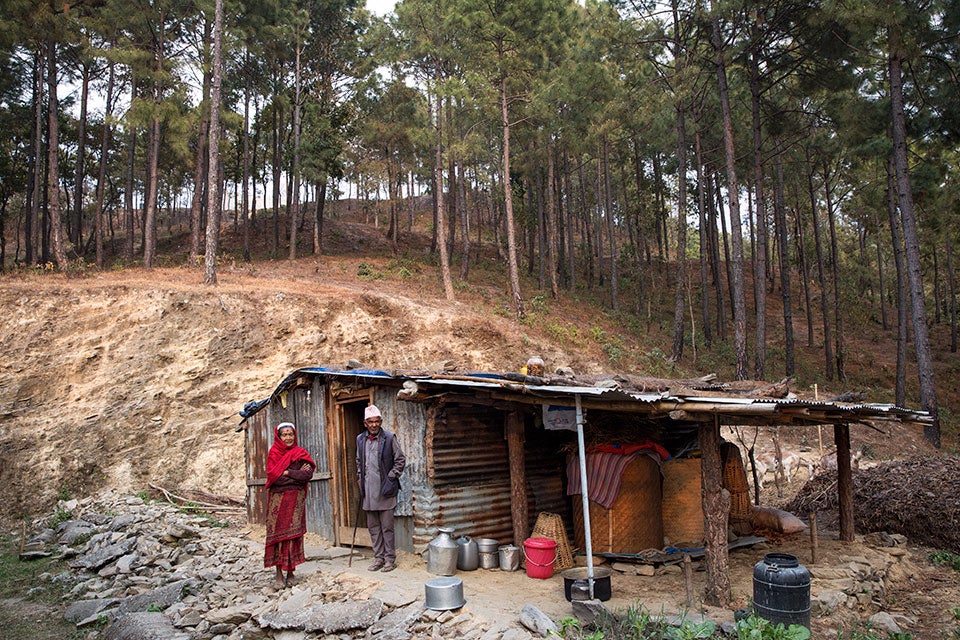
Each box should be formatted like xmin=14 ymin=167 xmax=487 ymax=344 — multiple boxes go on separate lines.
xmin=749 ymin=505 xmax=808 ymax=534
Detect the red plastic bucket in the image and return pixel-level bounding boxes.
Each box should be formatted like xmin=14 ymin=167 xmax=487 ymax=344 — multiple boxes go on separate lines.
xmin=523 ymin=537 xmax=557 ymax=579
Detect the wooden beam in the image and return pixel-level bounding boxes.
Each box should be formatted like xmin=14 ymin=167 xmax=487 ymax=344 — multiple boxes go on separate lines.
xmin=700 ymin=415 xmax=731 ymax=606
xmin=835 ymin=423 xmax=855 ymax=542
xmin=506 ymin=410 xmax=529 ymax=547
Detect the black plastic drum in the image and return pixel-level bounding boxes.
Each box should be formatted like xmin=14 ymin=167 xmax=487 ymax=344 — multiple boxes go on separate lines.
xmin=753 ymin=553 xmax=810 ymax=629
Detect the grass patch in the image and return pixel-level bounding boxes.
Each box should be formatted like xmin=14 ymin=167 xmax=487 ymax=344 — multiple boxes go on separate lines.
xmin=0 ymin=535 xmax=83 ymax=640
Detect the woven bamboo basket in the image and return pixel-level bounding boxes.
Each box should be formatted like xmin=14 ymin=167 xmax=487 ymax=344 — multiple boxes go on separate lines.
xmin=721 ymin=442 xmax=750 ymax=493
xmin=572 ymin=455 xmax=663 ymax=554
xmin=729 ymin=489 xmax=753 ymax=535
xmin=719 ymin=442 xmax=754 ymax=535
xmin=661 ymin=458 xmax=704 ymax=546
xmin=530 ymin=512 xmax=575 ymax=572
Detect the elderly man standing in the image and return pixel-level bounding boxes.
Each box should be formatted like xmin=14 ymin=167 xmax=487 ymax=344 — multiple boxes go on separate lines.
xmin=356 ymin=405 xmax=406 ymax=572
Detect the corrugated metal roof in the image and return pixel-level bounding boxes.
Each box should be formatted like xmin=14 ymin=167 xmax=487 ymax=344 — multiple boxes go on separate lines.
xmin=240 ymin=366 xmax=932 ymax=427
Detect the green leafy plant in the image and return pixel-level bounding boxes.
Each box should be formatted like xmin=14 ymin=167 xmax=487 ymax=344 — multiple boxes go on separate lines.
xmin=735 ymin=615 xmax=810 ymax=640
xmin=589 ymin=326 xmax=607 ymax=343
xmin=929 ymin=550 xmax=960 ymax=572
xmin=550 ymin=616 xmax=583 ymax=638
xmin=356 ymin=262 xmax=383 ymax=280
xmin=529 ymin=294 xmax=548 ymax=314
xmin=50 ymin=507 xmax=72 ymax=527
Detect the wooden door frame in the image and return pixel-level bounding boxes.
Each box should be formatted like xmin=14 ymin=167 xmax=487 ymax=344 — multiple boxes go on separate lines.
xmin=328 ymin=388 xmax=374 ymax=548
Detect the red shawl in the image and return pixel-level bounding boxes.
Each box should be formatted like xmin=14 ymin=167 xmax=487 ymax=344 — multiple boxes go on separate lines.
xmin=266 ymin=423 xmax=316 ymax=488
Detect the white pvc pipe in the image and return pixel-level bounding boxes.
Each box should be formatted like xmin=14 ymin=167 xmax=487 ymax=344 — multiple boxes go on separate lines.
xmin=575 ymin=394 xmax=595 ymax=599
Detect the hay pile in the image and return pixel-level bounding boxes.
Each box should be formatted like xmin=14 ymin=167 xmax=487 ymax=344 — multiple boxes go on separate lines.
xmin=785 ymin=455 xmax=960 ymax=551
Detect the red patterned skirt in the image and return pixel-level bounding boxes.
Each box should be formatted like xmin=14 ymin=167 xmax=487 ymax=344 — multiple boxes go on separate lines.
xmin=264 ymin=488 xmax=307 ymax=571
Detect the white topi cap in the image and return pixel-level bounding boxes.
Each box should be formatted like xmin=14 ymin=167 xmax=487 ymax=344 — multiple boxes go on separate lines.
xmin=364 ymin=405 xmax=382 ymax=420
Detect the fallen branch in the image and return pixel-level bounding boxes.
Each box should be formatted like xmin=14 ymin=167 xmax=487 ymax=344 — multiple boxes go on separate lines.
xmin=148 ymin=483 xmax=245 ymax=513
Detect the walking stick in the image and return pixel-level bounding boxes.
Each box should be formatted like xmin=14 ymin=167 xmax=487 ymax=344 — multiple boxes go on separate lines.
xmin=348 ymin=495 xmax=362 ymax=567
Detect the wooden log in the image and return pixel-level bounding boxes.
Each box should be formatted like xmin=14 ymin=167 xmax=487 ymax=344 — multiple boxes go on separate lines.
xmin=810 ymin=511 xmax=819 ymax=564
xmin=506 ymin=410 xmax=528 ymax=547
xmin=835 ymin=423 xmax=855 ymax=542
xmin=700 ymin=417 xmax=731 ymax=607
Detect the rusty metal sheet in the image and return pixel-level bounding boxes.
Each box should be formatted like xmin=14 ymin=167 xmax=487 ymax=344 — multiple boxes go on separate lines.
xmin=244 ymin=379 xmax=333 ymax=538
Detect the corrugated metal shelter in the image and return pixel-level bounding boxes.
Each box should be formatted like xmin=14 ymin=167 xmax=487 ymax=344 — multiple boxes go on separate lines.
xmin=239 ymin=366 xmax=931 ymax=559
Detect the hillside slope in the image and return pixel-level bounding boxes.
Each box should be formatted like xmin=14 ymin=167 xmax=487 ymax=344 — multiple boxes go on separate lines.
xmin=0 ymin=261 xmax=612 ymax=522
xmin=1 ymin=212 xmax=952 ymax=522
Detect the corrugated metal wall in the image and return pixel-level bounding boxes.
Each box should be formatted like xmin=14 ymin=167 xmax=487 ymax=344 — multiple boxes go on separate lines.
xmin=244 ymin=376 xmax=333 ymax=540
xmin=245 ymin=377 xmax=573 ymax=553
xmin=412 ymin=404 xmax=571 ymax=549
xmin=373 ymin=387 xmax=423 ymax=518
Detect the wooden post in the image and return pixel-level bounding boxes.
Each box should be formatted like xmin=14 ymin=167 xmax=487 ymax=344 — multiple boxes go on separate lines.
xmin=809 ymin=511 xmax=819 ymax=564
xmin=700 ymin=415 xmax=731 ymax=607
xmin=506 ymin=410 xmax=529 ymax=546
xmin=683 ymin=554 xmax=694 ymax=609
xmin=834 ymin=423 xmax=855 ymax=542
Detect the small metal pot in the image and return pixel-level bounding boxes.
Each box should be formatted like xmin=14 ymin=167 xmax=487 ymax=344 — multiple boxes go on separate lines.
xmin=479 ymin=551 xmax=499 ymax=569
xmin=475 ymin=538 xmax=499 ymax=553
xmin=424 ymin=577 xmax=465 ymax=610
xmin=561 ymin=567 xmax=613 ymax=602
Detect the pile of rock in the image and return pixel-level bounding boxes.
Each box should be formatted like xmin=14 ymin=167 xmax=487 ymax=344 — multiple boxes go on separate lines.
xmin=809 ymin=532 xmax=915 ymax=635
xmin=23 ymin=491 xmax=511 ymax=640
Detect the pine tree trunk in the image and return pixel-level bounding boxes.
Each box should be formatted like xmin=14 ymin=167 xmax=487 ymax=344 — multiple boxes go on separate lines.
xmin=26 ymin=50 xmax=43 ymax=265
xmin=315 ymin=180 xmax=327 ymax=254
xmin=578 ymin=161 xmax=594 ymax=287
xmin=823 ymin=164 xmax=845 ymax=380
xmin=933 ymin=249 xmax=942 ymax=324
xmin=124 ymin=77 xmax=137 ymax=261
xmin=603 ymin=140 xmax=618 ymax=311
xmin=94 ymin=56 xmax=115 ymax=269
xmin=712 ymin=17 xmax=748 ymax=380
xmin=288 ymin=37 xmax=303 ymax=261
xmin=545 ymin=140 xmax=559 ymax=298
xmin=947 ymin=237 xmax=957 ymax=353
xmin=203 ymin=0 xmax=223 ymax=286
xmin=595 ymin=153 xmax=604 ymax=287
xmin=459 ymin=166 xmax=471 ymax=280
xmin=750 ymin=51 xmax=767 ymax=380
xmin=241 ymin=67 xmax=251 ymax=262
xmin=889 ymin=39 xmax=940 ymax=445
xmin=774 ymin=143 xmax=795 ymax=376
xmin=715 ymin=174 xmax=734 ymax=330
xmin=433 ymin=90 xmax=455 ymax=301
xmin=695 ymin=129 xmax=712 ymax=348
xmin=873 ymin=206 xmax=889 ymax=330
xmin=46 ymin=40 xmax=68 ymax=269
xmin=700 ymin=417 xmax=731 ymax=606
xmin=671 ymin=105 xmax=688 ymax=362
xmin=142 ymin=114 xmax=160 ymax=269
xmin=500 ymin=77 xmax=523 ymax=318
xmin=706 ymin=170 xmax=726 ymax=341
xmin=271 ymin=86 xmax=281 ymax=255
xmin=564 ymin=153 xmax=576 ymax=290
xmin=806 ymin=153 xmax=834 ymax=380
xmin=190 ymin=20 xmax=212 ymax=263
xmin=886 ymin=157 xmax=908 ymax=406
xmin=72 ymin=61 xmax=90 ymax=249
xmin=445 ymin=98 xmax=457 ymax=259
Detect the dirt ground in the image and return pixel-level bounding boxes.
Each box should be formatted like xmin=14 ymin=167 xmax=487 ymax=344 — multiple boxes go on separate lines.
xmin=246 ymin=520 xmax=957 ymax=639
xmin=2 ymin=217 xmax=959 ymax=637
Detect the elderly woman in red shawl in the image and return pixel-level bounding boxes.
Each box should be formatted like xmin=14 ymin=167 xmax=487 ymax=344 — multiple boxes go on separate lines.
xmin=264 ymin=422 xmax=315 ymax=588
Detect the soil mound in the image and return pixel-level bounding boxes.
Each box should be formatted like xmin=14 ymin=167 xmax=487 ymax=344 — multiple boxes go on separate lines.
xmin=786 ymin=456 xmax=960 ymax=550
